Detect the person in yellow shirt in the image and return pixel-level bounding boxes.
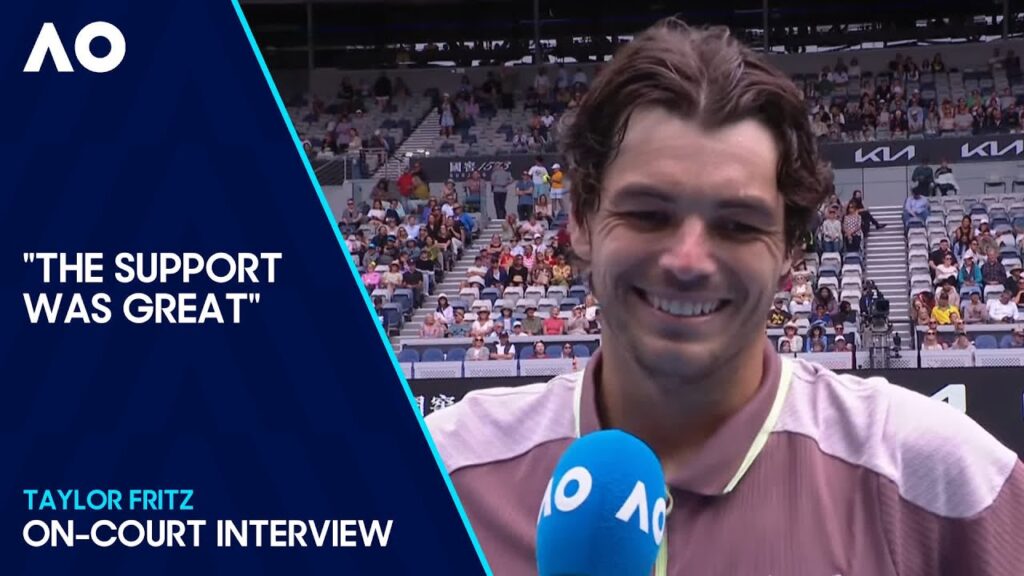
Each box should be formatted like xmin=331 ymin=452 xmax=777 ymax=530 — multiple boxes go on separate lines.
xmin=929 ymin=292 xmax=960 ymax=324
xmin=549 ymin=163 xmax=566 ymax=218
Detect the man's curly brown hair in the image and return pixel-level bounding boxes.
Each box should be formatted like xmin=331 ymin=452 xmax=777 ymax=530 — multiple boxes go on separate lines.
xmin=560 ymin=18 xmax=831 ymax=253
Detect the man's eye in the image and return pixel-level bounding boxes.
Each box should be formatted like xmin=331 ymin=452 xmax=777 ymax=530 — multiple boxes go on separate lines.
xmin=622 ymin=211 xmax=671 ymax=227
xmin=718 ymin=220 xmax=764 ymax=236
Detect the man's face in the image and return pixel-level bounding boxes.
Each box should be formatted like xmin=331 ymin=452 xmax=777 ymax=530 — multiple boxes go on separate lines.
xmin=572 ymin=110 xmax=788 ymax=380
xmin=1000 ymin=292 xmax=1012 ymax=304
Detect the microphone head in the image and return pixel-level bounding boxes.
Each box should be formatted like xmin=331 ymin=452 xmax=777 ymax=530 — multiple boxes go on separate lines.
xmin=536 ymin=429 xmax=667 ymax=576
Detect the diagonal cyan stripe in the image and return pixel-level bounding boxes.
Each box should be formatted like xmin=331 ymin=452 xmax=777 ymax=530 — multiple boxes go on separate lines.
xmin=227 ymin=2 xmax=494 ymax=574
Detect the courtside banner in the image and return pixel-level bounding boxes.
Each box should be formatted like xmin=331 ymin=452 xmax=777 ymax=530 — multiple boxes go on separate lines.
xmin=0 ymin=1 xmax=488 ymax=574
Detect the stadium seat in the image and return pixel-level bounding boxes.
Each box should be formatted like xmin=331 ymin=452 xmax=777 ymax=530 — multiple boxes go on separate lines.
xmin=975 ymin=335 xmax=999 ymax=349
xmin=560 ymin=297 xmax=581 ymax=311
xmin=421 ymin=348 xmax=445 ymax=362
xmin=519 ymin=347 xmax=534 ymax=360
xmin=568 ymin=285 xmax=588 ymax=302
xmin=397 ymin=349 xmax=419 ymax=363
xmin=573 ymin=344 xmax=592 ymax=358
xmin=481 ymin=287 xmax=500 ymax=303
xmin=447 ymin=348 xmax=467 ymax=362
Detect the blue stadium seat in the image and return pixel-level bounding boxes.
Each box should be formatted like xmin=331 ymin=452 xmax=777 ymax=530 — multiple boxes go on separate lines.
xmin=519 ymin=346 xmax=534 ymax=360
xmin=572 ymin=344 xmax=591 ymax=358
xmin=397 ymin=349 xmax=419 ymax=363
xmin=481 ymin=287 xmax=500 ymax=303
xmin=975 ymin=335 xmax=999 ymax=349
xmin=421 ymin=348 xmax=445 ymax=362
xmin=560 ymin=297 xmax=581 ymax=311
xmin=447 ymin=348 xmax=467 ymax=362
xmin=998 ymin=335 xmax=1017 ymax=349
xmin=568 ymin=285 xmax=588 ymax=302
xmin=382 ymin=305 xmax=403 ymax=334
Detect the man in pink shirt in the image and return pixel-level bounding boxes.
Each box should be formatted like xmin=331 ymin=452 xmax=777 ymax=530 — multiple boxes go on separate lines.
xmin=428 ymin=19 xmax=1023 ymax=575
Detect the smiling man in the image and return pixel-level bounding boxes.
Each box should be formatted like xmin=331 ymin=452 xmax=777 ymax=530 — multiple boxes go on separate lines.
xmin=427 ymin=19 xmax=1023 ymax=575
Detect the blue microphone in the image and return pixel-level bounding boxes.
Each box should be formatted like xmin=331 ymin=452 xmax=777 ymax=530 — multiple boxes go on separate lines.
xmin=536 ymin=429 xmax=668 ymax=576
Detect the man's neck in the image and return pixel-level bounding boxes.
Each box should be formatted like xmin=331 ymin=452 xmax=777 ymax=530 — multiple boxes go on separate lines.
xmin=596 ymin=338 xmax=766 ymax=467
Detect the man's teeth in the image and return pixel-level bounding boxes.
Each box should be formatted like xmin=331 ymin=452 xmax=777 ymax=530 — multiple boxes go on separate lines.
xmin=647 ymin=295 xmax=722 ymax=317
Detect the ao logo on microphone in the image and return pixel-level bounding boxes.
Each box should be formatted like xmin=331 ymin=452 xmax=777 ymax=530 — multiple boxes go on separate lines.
xmin=538 ymin=465 xmax=668 ymax=546
xmin=24 ymin=22 xmax=125 ymax=73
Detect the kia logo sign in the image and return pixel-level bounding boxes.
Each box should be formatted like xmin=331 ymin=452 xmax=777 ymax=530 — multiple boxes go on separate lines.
xmin=854 ymin=145 xmax=916 ymax=164
xmin=960 ymin=139 xmax=1024 ymax=159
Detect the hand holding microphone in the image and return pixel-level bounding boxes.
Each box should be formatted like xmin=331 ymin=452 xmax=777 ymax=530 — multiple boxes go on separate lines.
xmin=536 ymin=430 xmax=668 ymax=576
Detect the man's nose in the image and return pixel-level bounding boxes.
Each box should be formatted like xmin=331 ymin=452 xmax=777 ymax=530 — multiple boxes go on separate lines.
xmin=658 ymin=217 xmax=715 ymax=284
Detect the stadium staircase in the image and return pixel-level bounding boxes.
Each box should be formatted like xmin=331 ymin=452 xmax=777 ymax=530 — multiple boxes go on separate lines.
xmin=863 ymin=204 xmax=912 ymax=347
xmin=391 ymin=216 xmax=505 ymax=348
xmin=373 ymin=109 xmax=439 ymax=180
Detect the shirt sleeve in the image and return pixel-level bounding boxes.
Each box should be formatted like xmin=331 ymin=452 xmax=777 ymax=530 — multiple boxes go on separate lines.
xmin=878 ymin=460 xmax=1024 ymax=575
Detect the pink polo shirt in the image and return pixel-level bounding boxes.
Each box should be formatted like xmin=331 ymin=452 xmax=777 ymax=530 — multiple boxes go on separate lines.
xmin=427 ymin=342 xmax=1024 ymax=575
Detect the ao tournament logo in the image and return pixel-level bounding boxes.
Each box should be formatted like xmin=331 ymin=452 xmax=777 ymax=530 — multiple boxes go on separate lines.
xmin=24 ymin=22 xmax=125 ymax=73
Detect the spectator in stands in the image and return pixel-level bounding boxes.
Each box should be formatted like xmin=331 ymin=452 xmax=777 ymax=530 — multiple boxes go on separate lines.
xmin=543 ymin=307 xmax=566 ymax=335
xmin=902 ymin=183 xmax=929 ymax=229
xmin=930 ymin=292 xmax=959 ymax=325
xmin=381 ymin=262 xmax=404 ymax=295
xmin=937 ymin=278 xmax=960 ymax=307
xmin=815 ymin=286 xmax=839 ymax=316
xmin=521 ymin=305 xmax=543 ymax=335
xmin=448 ymin=309 xmax=472 ymax=338
xmin=501 ymin=315 xmax=523 ymax=336
xmin=466 ymin=336 xmax=490 ymax=361
xmin=847 ymin=190 xmax=885 ymax=236
xmin=434 ymin=294 xmax=454 ymax=327
xmin=950 ymin=331 xmax=974 ymax=350
xmin=982 ymin=249 xmax=1007 ymax=286
xmin=567 ymin=305 xmax=589 ymax=335
xmin=339 ymin=198 xmax=365 ymax=235
xmin=439 ymin=93 xmax=456 ymax=137
xmin=924 ymin=109 xmax=940 ymax=136
xmin=529 ymin=156 xmax=550 ymax=198
xmin=834 ymin=301 xmax=856 ymax=327
xmin=490 ymin=331 xmax=516 ymax=360
xmin=420 ymin=313 xmax=445 ymax=338
xmin=559 ymin=342 xmax=576 ymax=360
xmin=534 ymin=195 xmax=553 ymax=226
xmin=777 ymin=321 xmax=803 ymax=352
xmin=987 ymin=290 xmax=1020 ymax=323
xmin=805 ymin=325 xmax=827 ymax=353
xmin=767 ymin=296 xmax=792 ymax=328
xmin=530 ymin=259 xmax=550 ymax=287
xmin=485 ymin=259 xmax=509 ymax=290
xmin=929 ymin=238 xmax=956 ymax=275
xmin=1006 ymin=327 xmax=1024 ymax=349
xmin=810 ymin=304 xmax=833 ymax=327
xmin=516 ymin=170 xmax=535 ymax=221
xmin=490 ymin=164 xmax=512 ymax=219
xmin=549 ymin=163 xmax=566 ymax=219
xmin=958 ymin=250 xmax=982 ymax=288
xmin=962 ymin=292 xmax=988 ymax=324
xmin=1012 ymin=274 xmax=1024 ymax=305
xmin=842 ymin=203 xmax=863 ymax=253
xmin=819 ymin=208 xmax=842 ymax=253
xmin=531 ymin=341 xmax=549 ymax=359
xmin=934 ymin=253 xmax=959 ymax=287
xmin=520 ymin=214 xmax=546 ymax=238
xmin=551 ymin=255 xmax=573 ymax=287
xmin=790 ymin=270 xmax=813 ymax=309
xmin=463 ymin=171 xmax=483 ymax=213
xmin=912 ymin=299 xmax=931 ymax=326
xmin=471 ymin=308 xmax=495 ymax=338
xmin=911 ymin=160 xmax=934 ymax=195
xmin=921 ymin=329 xmax=945 ymax=350
xmin=955 ymin=102 xmax=977 ymax=134
xmin=833 ymin=335 xmax=849 ymax=352
xmin=779 ymin=339 xmax=794 ymax=354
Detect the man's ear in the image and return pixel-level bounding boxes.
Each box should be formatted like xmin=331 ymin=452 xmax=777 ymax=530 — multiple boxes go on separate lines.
xmin=569 ymin=212 xmax=591 ymax=263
